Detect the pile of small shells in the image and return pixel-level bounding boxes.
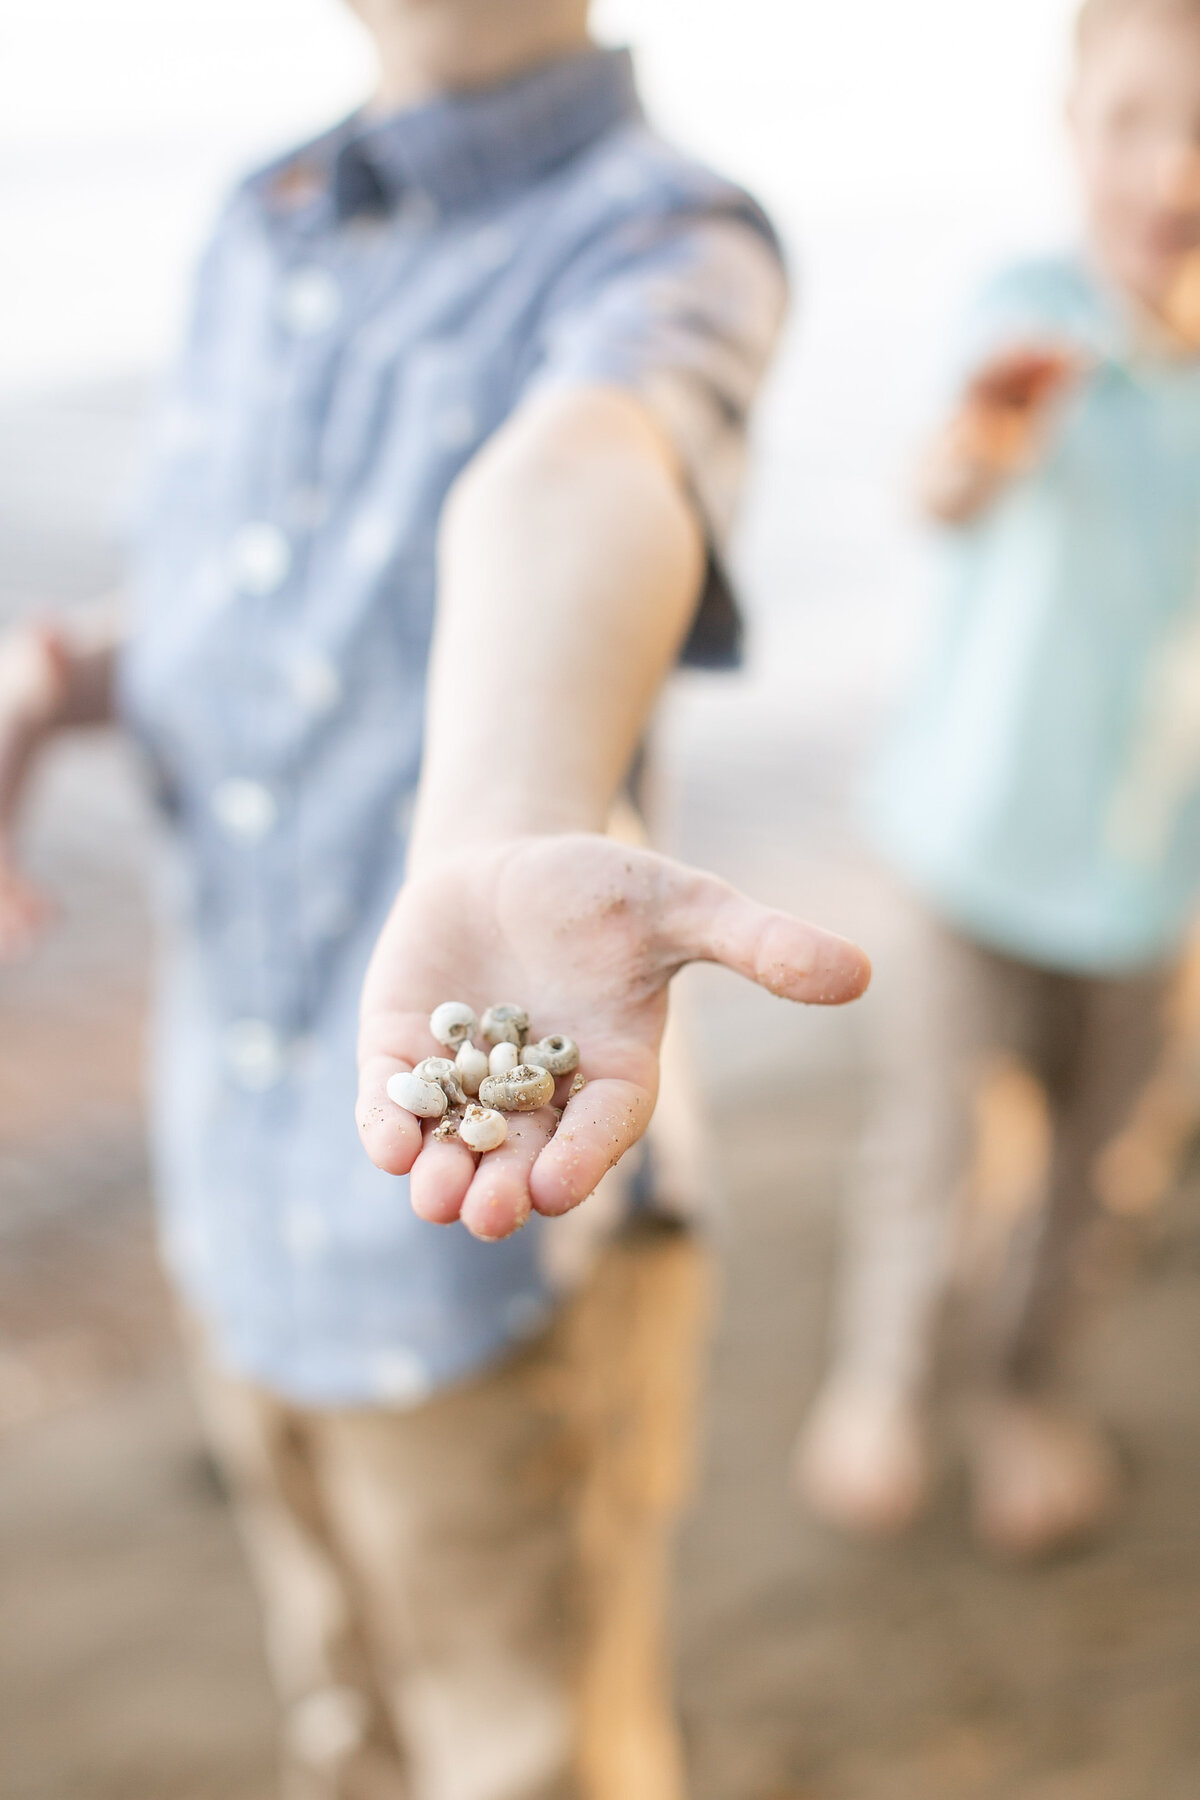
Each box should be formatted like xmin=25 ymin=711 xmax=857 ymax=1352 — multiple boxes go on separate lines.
xmin=386 ymin=1002 xmax=583 ymax=1154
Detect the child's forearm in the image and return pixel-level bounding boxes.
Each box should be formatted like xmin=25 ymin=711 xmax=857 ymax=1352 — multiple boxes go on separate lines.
xmin=409 ymin=385 xmax=706 ymax=868
xmin=915 ymin=416 xmax=1024 ymax=525
xmin=360 ymin=383 xmax=872 ymax=1233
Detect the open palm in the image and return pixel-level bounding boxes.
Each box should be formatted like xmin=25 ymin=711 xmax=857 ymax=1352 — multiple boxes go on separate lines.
xmin=357 ymin=834 xmax=870 ymax=1241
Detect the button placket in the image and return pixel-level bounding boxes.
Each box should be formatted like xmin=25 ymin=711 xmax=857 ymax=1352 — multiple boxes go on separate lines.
xmin=279 ymin=266 xmax=342 ymax=337
xmin=211 ymin=777 xmax=279 ymax=841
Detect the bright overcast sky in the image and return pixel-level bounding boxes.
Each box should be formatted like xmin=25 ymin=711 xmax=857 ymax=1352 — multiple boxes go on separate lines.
xmin=1 ymin=0 xmax=1080 ymax=392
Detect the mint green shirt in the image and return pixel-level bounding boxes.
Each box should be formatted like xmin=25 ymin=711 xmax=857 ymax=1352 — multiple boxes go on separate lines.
xmin=869 ymin=255 xmax=1200 ymax=973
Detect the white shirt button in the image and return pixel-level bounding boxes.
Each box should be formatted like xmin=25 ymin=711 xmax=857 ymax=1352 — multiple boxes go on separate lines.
xmin=211 ymin=777 xmax=278 ymax=841
xmin=280 ymin=266 xmax=341 ymax=335
xmin=289 ymin=650 xmax=342 ymax=714
xmin=224 ymin=1019 xmax=286 ymax=1092
xmin=369 ymin=1348 xmax=433 ymax=1406
xmin=229 ymin=522 xmax=291 ymax=596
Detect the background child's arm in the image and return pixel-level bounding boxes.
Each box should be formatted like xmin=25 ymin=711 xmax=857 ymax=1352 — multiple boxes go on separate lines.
xmin=356 ymin=383 xmax=871 ymax=1240
xmin=0 ymin=605 xmax=124 ymax=957
xmin=916 ymin=346 xmax=1082 ymax=525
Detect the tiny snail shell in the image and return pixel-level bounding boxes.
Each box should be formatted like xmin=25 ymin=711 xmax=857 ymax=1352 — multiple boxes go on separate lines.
xmin=386 ymin=1071 xmax=448 ymax=1119
xmin=414 ymin=1056 xmax=468 ymax=1107
xmin=488 ymin=1041 xmax=520 ymax=1078
xmin=480 ymin=1004 xmax=530 ymax=1048
xmin=522 ymin=1034 xmax=579 ymax=1076
xmin=478 ymin=1064 xmax=556 ymax=1113
xmin=455 ymin=1041 xmax=489 ymax=1097
xmin=414 ymin=1056 xmax=457 ymax=1083
xmin=458 ymin=1105 xmax=509 ymax=1153
xmin=429 ymin=1001 xmax=479 ymax=1050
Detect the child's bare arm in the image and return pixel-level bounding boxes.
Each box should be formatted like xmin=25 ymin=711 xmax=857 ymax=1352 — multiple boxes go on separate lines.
xmin=0 ymin=603 xmax=124 ymax=957
xmin=917 ymin=347 xmax=1083 ymax=525
xmin=356 ymin=384 xmax=870 ymax=1240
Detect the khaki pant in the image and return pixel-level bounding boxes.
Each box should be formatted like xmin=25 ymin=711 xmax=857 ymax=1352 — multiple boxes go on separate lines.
xmin=188 ymin=1219 xmax=711 ymax=1800
xmin=834 ymin=897 xmax=1173 ymax=1397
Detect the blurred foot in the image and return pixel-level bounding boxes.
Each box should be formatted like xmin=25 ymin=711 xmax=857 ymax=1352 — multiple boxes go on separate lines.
xmin=793 ymin=1375 xmax=930 ymax=1537
xmin=967 ymin=1395 xmax=1121 ymax=1561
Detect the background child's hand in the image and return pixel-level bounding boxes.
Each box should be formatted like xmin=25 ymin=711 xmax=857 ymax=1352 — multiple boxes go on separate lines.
xmin=919 ymin=344 xmax=1085 ymax=523
xmin=356 ymin=834 xmax=871 ymax=1241
xmin=960 ymin=345 xmax=1083 ymax=465
xmin=0 ymin=624 xmax=70 ymax=960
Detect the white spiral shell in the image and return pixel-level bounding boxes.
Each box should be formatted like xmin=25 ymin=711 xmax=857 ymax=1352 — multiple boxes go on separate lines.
xmin=386 ymin=1071 xmax=448 ymax=1118
xmin=454 ymin=1041 xmax=489 ymax=1097
xmin=429 ymin=1001 xmax=479 ymax=1050
xmin=521 ymin=1034 xmax=579 ymax=1076
xmin=478 ymin=1064 xmax=556 ymax=1113
xmin=480 ymin=1004 xmax=530 ymax=1048
xmin=458 ymin=1105 xmax=509 ymax=1152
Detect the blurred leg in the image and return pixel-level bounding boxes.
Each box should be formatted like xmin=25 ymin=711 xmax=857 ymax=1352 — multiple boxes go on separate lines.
xmin=187 ymin=1345 xmax=409 ymax=1800
xmin=306 ymin=1341 xmax=583 ymax=1800
xmin=569 ymin=1218 xmax=711 ymax=1800
xmin=1005 ymin=965 xmax=1172 ymax=1388
xmin=796 ymin=897 xmax=1040 ymax=1533
xmin=967 ymin=964 xmax=1171 ymax=1557
xmin=251 ymin=1220 xmax=708 ymax=1800
xmin=1093 ymin=934 xmax=1200 ymax=1216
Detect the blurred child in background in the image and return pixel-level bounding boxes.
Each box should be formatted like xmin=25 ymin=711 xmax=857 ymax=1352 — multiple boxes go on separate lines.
xmin=798 ymin=0 xmax=1200 ymax=1559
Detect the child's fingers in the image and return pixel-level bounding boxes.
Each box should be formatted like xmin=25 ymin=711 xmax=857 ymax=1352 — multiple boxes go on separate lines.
xmin=356 ymin=1054 xmax=424 ymax=1176
xmin=459 ymin=1110 xmax=558 ymax=1241
xmin=410 ymin=1134 xmax=476 ymax=1224
xmin=664 ymin=873 xmax=871 ymax=1006
xmin=969 ymin=346 xmax=1084 ymax=411
xmin=529 ymin=1078 xmax=654 ymax=1217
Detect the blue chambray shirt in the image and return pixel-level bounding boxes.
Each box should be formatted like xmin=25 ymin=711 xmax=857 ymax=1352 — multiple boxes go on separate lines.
xmin=120 ymin=46 xmax=786 ymax=1405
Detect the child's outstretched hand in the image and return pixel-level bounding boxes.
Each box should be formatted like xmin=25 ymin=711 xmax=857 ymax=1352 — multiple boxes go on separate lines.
xmin=356 ymin=834 xmax=871 ymax=1241
xmin=920 ymin=344 xmax=1085 ymax=523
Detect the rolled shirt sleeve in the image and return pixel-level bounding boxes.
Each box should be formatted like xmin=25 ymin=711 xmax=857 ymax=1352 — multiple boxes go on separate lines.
xmin=530 ymin=196 xmax=788 ymax=665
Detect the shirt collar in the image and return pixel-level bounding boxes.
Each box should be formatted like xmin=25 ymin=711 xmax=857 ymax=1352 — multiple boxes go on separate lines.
xmin=320 ymin=45 xmax=640 ymax=221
